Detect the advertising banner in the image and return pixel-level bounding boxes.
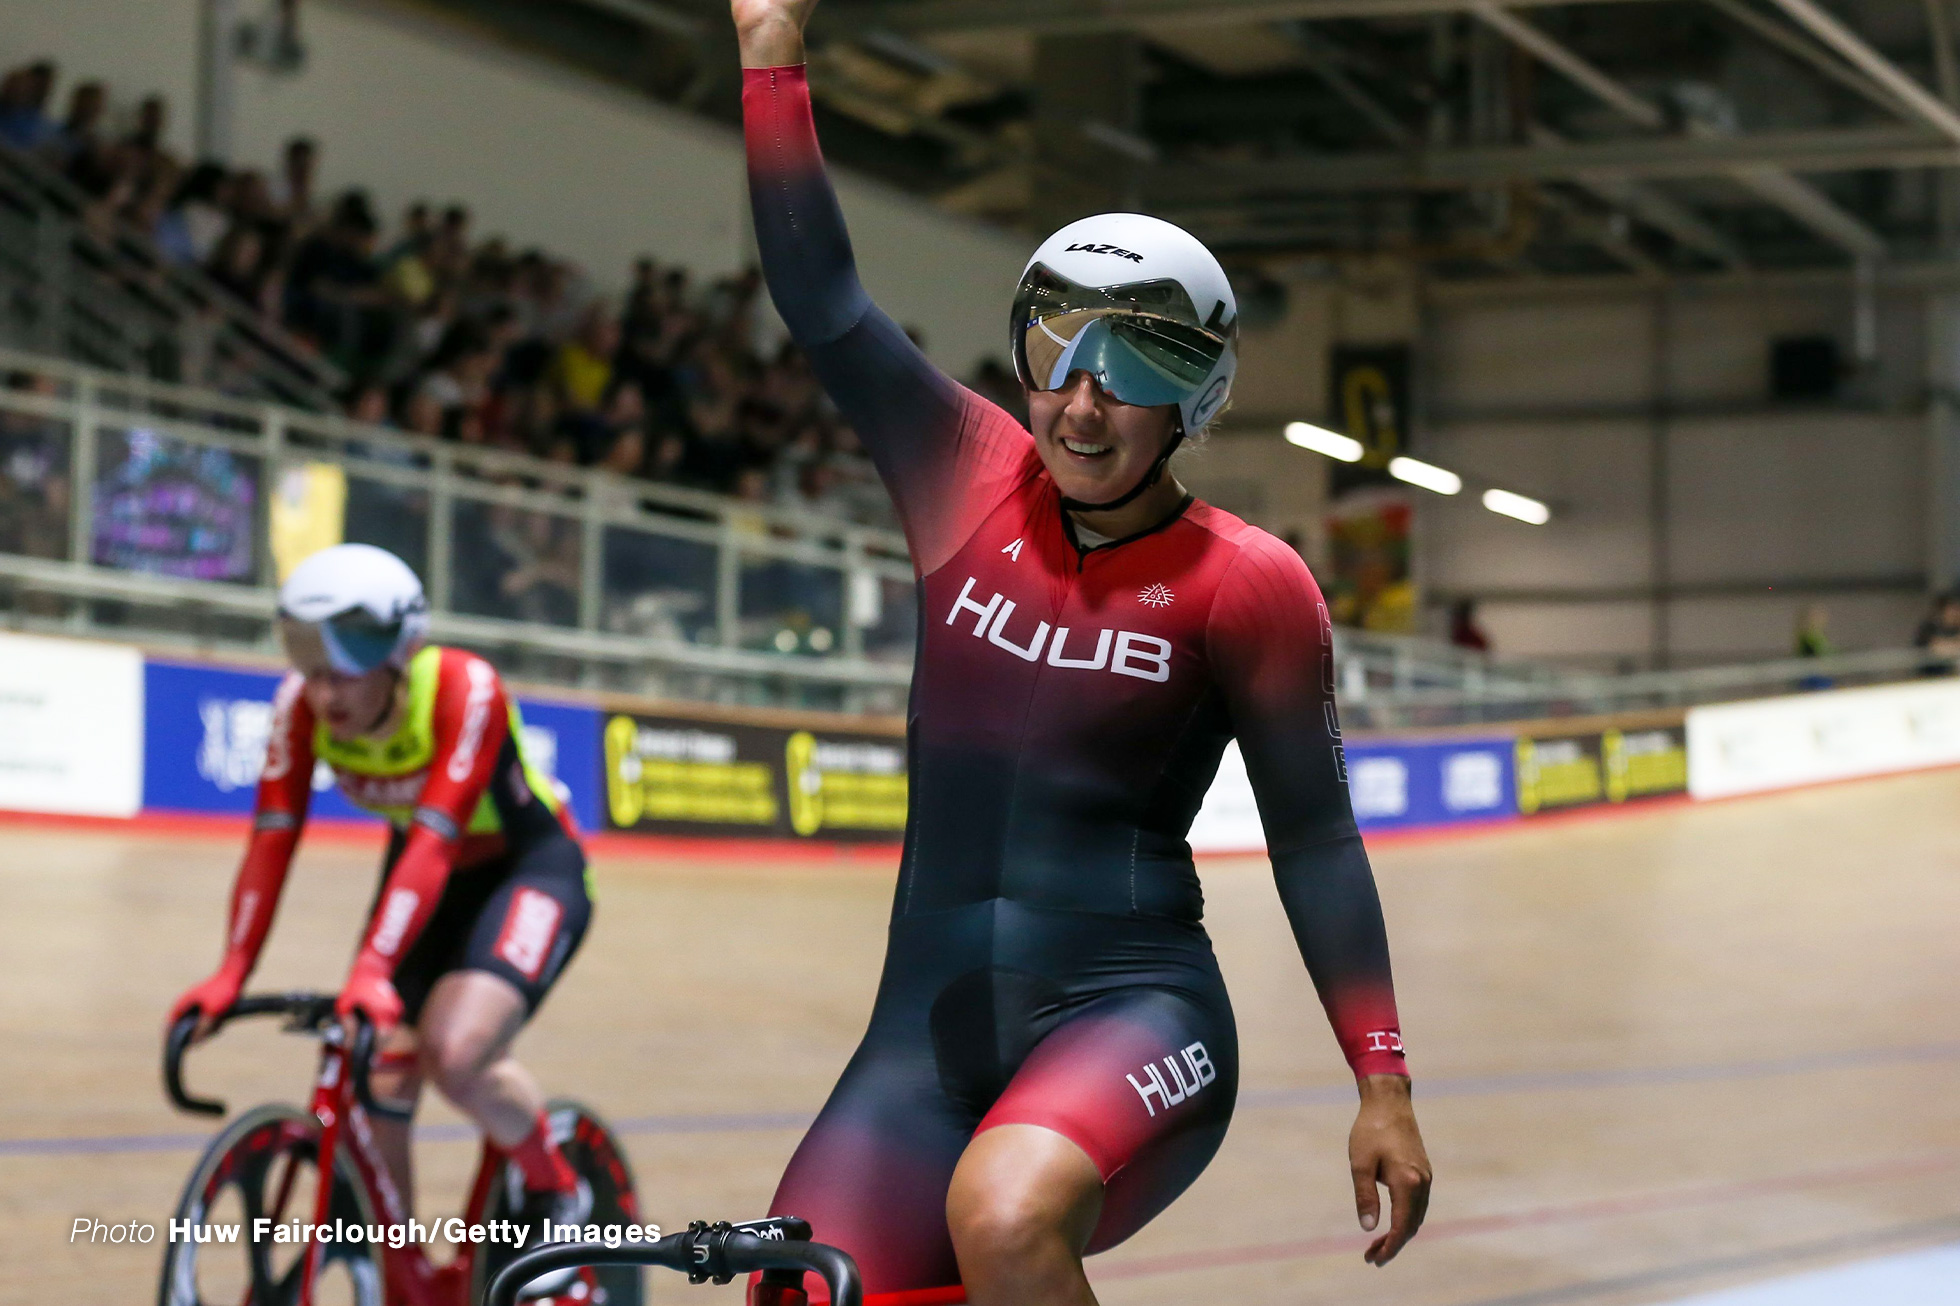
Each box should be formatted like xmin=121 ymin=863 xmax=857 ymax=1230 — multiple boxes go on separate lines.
xmin=1516 ymin=725 xmax=1688 ymax=815
xmin=0 ymin=632 xmax=144 ymax=817
xmin=1686 ymin=681 xmax=1960 ymax=800
xmin=601 ymin=711 xmax=907 ymax=842
xmin=1189 ymin=735 xmax=1517 ymax=854
xmin=142 ymin=658 xmax=604 ymax=831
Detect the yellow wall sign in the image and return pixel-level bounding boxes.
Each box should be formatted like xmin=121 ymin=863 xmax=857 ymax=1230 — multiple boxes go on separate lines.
xmin=601 ymin=713 xmax=908 ymax=841
xmin=1516 ymin=726 xmax=1689 ymax=816
xmin=604 ymin=715 xmax=777 ymax=830
xmin=785 ymin=731 xmax=908 ymax=837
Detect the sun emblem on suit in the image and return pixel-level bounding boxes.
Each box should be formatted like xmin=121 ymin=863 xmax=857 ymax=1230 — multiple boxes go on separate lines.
xmin=1138 ymin=584 xmax=1175 ymax=608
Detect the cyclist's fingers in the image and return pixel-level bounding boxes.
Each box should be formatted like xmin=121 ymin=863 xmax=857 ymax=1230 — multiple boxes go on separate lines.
xmin=1364 ymin=1165 xmax=1430 ymax=1266
xmin=1351 ymin=1160 xmax=1381 ymax=1232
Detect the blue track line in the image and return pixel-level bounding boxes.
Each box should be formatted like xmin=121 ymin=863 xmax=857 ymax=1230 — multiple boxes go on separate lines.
xmin=6 ymin=1044 xmax=1956 ymax=1160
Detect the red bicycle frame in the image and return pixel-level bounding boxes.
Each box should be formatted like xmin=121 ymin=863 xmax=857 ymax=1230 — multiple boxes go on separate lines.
xmin=299 ymin=1029 xmax=506 ymax=1306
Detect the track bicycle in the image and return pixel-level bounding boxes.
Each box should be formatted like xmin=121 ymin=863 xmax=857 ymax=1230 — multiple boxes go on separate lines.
xmin=484 ymin=1217 xmax=861 ymax=1306
xmin=159 ymin=991 xmax=642 ymax=1306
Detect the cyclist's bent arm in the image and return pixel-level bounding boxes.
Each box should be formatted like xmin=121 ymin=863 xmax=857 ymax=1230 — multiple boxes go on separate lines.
xmin=347 ymin=653 xmax=512 ymax=985
xmin=742 ymin=63 xmax=1031 ymax=574
xmin=1208 ymin=537 xmax=1409 ymax=1082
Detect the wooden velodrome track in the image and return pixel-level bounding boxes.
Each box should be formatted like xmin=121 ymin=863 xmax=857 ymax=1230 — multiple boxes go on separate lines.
xmin=3 ymin=768 xmax=1957 ymax=1305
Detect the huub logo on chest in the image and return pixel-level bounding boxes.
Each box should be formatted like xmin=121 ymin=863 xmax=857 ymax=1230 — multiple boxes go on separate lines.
xmin=947 ymin=577 xmax=1172 ymax=683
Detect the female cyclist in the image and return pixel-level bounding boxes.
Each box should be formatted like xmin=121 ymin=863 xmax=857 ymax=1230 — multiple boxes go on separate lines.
xmin=168 ymin=544 xmax=593 ymax=1290
xmin=731 ymin=4 xmax=1433 ymax=1304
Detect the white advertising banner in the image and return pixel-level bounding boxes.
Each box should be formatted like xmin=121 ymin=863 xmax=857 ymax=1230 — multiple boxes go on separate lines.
xmin=1686 ymin=679 xmax=1960 ymax=800
xmin=0 ymin=632 xmax=144 ymax=817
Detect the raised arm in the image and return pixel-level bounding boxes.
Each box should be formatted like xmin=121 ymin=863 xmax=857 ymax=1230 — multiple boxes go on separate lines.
xmin=1208 ymin=534 xmax=1431 ymax=1264
xmin=169 ymin=675 xmax=317 ymax=1039
xmin=736 ymin=0 xmax=1032 ymax=574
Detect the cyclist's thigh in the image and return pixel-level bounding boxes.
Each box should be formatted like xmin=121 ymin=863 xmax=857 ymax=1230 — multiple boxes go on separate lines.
xmin=976 ymin=984 xmax=1239 ymax=1254
xmin=767 ymin=1035 xmax=973 ymax=1298
xmin=453 ymin=834 xmax=592 ymax=1016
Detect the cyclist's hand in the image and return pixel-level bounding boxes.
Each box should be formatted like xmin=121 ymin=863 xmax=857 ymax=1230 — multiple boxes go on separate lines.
xmin=170 ymin=968 xmax=245 ymax=1042
xmin=732 ymin=0 xmax=816 ymax=66
xmin=1350 ymin=1074 xmax=1431 ymax=1267
xmin=335 ymin=965 xmax=404 ymax=1037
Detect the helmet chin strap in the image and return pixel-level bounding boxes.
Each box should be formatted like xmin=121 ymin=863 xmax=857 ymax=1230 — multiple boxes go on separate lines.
xmin=1057 ymin=420 xmax=1187 ymax=515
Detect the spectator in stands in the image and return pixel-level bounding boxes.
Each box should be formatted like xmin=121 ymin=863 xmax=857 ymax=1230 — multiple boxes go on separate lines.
xmin=1795 ymin=603 xmax=1834 ymax=690
xmin=155 ymin=162 xmax=230 ymax=267
xmin=120 ymin=94 xmax=177 ymax=196
xmin=285 ymin=190 xmax=389 ymax=369
xmin=549 ymin=304 xmax=619 ymax=415
xmin=1450 ymin=598 xmax=1492 ymax=653
xmin=42 ymin=79 xmax=105 ymax=170
xmin=271 ymin=135 xmax=319 ymax=231
xmin=1915 ymin=590 xmax=1960 ymax=672
xmin=208 ymin=223 xmax=274 ymax=315
xmin=0 ymin=62 xmax=57 ymax=152
xmin=411 ymin=319 xmax=498 ymax=437
xmin=1794 ymin=604 xmax=1833 ymax=659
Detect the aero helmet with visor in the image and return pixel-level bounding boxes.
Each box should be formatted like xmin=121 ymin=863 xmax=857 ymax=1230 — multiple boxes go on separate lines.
xmin=277 ymin=544 xmax=430 ymax=676
xmin=1012 ymin=213 xmax=1238 ymax=511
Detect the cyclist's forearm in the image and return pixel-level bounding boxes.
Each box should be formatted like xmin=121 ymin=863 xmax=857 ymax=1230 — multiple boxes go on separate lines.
xmin=351 ymin=826 xmax=454 ymax=978
xmin=1272 ymin=837 xmax=1409 ymax=1082
xmin=219 ymin=823 xmax=300 ymax=976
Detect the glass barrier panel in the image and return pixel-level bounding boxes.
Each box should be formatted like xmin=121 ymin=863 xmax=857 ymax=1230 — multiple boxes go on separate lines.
xmin=863 ymin=575 xmax=920 ymax=661
xmin=601 ymin=526 xmax=718 ymax=645
xmin=449 ymin=497 xmax=583 ymax=627
xmin=338 ymin=474 xmax=432 ymax=579
xmin=0 ymin=406 xmax=71 ymax=561
xmin=739 ymin=552 xmax=846 ymax=657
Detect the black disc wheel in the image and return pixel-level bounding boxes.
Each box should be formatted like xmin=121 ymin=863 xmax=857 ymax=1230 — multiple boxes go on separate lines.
xmin=158 ymin=1103 xmax=384 ymax=1306
xmin=470 ymin=1099 xmax=644 ymax=1306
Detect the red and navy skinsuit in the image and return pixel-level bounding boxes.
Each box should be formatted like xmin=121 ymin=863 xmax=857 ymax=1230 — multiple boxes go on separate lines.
xmin=745 ymin=65 xmax=1408 ymax=1303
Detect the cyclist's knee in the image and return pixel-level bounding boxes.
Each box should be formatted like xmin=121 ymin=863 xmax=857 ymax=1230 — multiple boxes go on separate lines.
xmin=948 ymin=1125 xmax=1104 ymax=1272
xmin=417 ymin=1023 xmax=502 ymax=1101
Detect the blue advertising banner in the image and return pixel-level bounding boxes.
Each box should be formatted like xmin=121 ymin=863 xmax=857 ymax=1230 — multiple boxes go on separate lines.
xmin=142 ymin=658 xmax=603 ymax=832
xmin=1344 ymin=736 xmax=1517 ymax=833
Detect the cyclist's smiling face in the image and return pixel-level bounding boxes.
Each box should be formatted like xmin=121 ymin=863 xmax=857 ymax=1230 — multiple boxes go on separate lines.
xmin=303 ymin=667 xmax=400 ymax=740
xmin=1027 ymin=371 xmax=1177 ymax=506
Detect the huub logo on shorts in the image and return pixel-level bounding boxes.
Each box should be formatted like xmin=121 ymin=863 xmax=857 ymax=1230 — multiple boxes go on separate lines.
xmin=1127 ymin=1041 xmax=1217 ymax=1117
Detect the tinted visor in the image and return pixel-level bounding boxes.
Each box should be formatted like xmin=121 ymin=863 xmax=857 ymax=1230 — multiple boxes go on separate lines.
xmin=277 ymin=610 xmax=404 ymax=676
xmin=1012 ymin=265 xmax=1230 ymax=408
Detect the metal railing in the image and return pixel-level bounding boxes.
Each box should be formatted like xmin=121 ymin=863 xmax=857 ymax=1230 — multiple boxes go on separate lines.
xmin=0 ymin=139 xmax=344 ymax=410
xmin=1335 ymin=646 xmax=1954 ymax=730
xmin=0 ymin=346 xmax=1944 ymax=722
xmin=0 ymin=348 xmax=917 ymax=712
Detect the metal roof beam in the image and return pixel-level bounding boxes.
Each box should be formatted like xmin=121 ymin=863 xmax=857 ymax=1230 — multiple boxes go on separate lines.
xmin=1473 ymin=4 xmax=1886 ymax=259
xmin=1143 ymin=126 xmax=1960 ymax=200
xmin=826 ymin=0 xmax=1658 ymax=39
xmin=1763 ymin=0 xmax=1960 ymax=144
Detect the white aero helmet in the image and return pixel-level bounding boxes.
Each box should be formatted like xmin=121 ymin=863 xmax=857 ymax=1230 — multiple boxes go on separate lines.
xmin=1012 ymin=213 xmax=1238 ymax=442
xmin=277 ymin=543 xmax=430 ymax=675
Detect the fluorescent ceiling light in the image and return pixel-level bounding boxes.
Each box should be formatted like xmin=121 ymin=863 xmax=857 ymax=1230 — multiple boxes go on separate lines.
xmin=1388 ymin=456 xmax=1462 ymax=496
xmin=1483 ymin=488 xmax=1552 ymax=524
xmin=1284 ymin=422 xmax=1364 ymax=462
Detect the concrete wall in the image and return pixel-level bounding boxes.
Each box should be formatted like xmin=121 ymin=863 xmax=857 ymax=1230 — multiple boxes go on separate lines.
xmin=0 ymin=0 xmax=1029 ymax=375
xmin=1420 ymin=281 xmax=1930 ymax=667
